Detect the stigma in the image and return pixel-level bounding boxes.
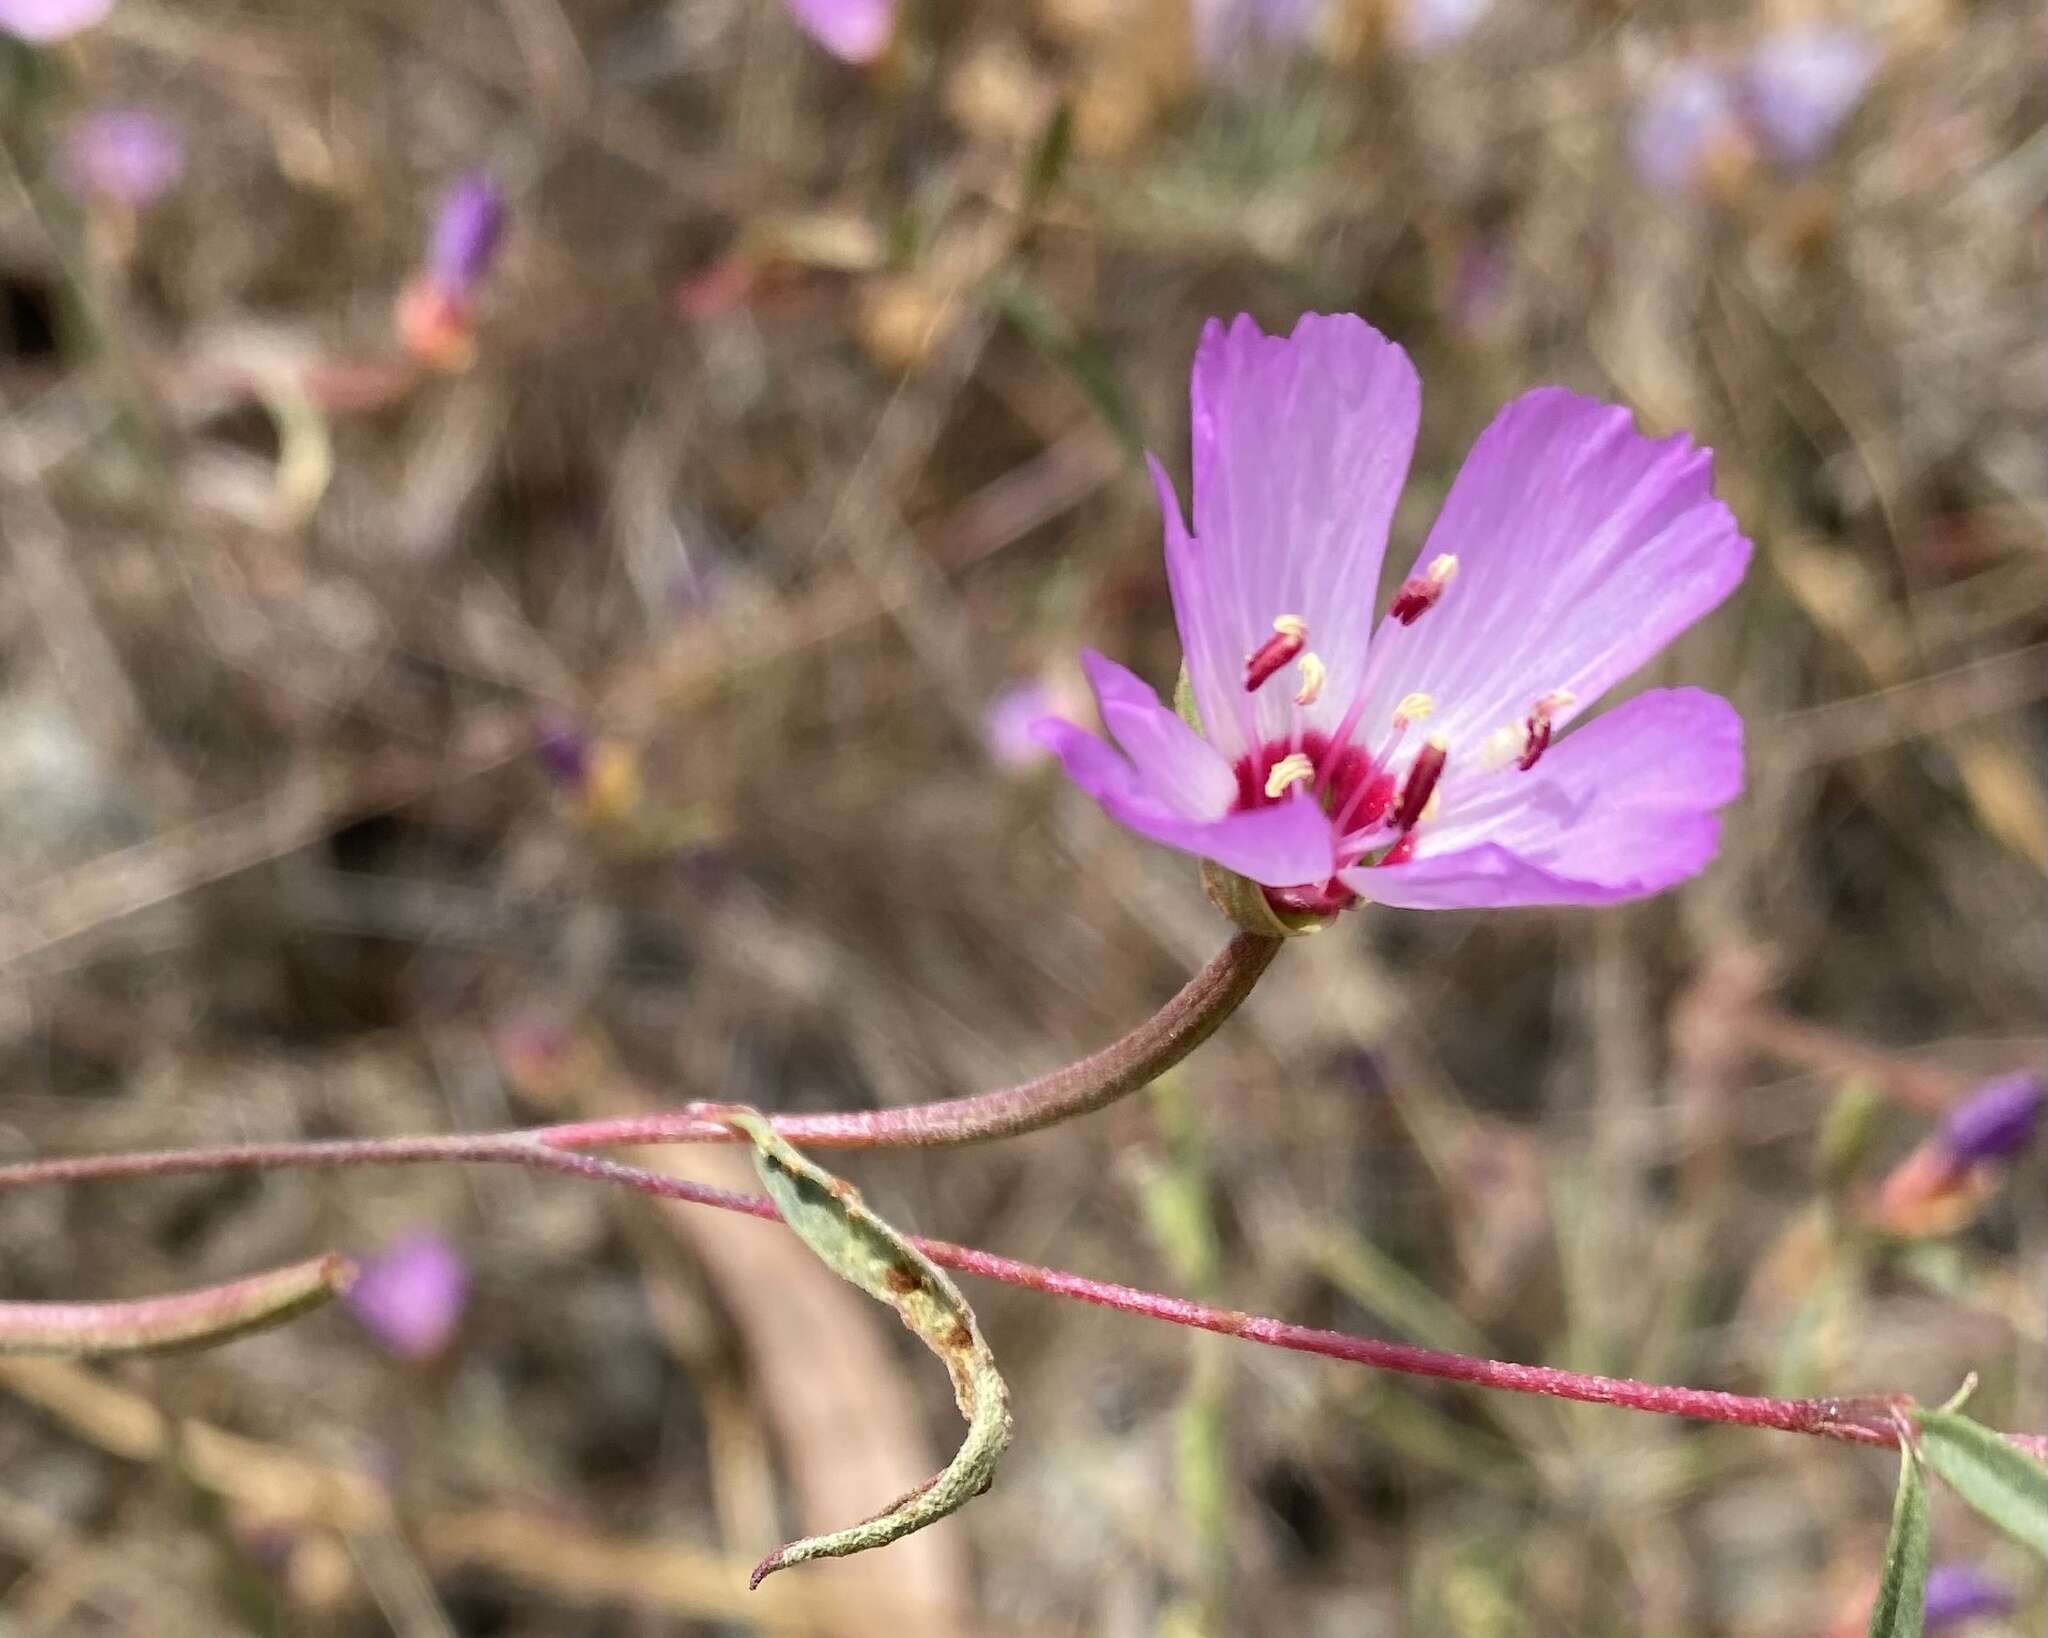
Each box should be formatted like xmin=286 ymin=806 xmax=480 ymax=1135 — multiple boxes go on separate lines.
xmin=1293 ymin=652 xmax=1327 ymax=706
xmin=1264 ymin=752 xmax=1316 ymax=799
xmin=1388 ymin=555 xmax=1459 ymax=626
xmin=1245 ymin=616 xmax=1308 ymax=692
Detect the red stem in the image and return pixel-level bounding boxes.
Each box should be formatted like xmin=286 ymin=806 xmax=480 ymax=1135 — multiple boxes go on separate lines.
xmin=0 ymin=1129 xmax=1924 ymax=1450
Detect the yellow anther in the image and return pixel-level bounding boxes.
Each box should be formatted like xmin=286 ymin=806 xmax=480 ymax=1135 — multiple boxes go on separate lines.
xmin=1426 ymin=554 xmax=1459 ymax=586
xmin=1393 ymin=691 xmax=1437 ymax=726
xmin=1273 ymin=614 xmax=1308 ymax=639
xmin=1420 ymin=789 xmax=1443 ymax=823
xmin=1264 ymin=753 xmax=1315 ymax=799
xmin=1534 ymin=688 xmax=1577 ymax=716
xmin=1480 ymin=724 xmax=1525 ymax=770
xmin=1293 ymin=652 xmax=1327 ymax=706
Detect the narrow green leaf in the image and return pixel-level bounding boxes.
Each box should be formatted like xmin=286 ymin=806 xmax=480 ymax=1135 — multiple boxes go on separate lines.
xmin=1866 ymin=1445 xmax=1929 ymax=1638
xmin=716 ymin=1109 xmax=1014 ymax=1586
xmin=1914 ymin=1407 xmax=2048 ymax=1557
xmin=1022 ymin=99 xmax=1074 ymax=210
xmin=0 ymin=1255 xmax=356 ymax=1357
xmin=990 ymin=279 xmax=1144 ymax=457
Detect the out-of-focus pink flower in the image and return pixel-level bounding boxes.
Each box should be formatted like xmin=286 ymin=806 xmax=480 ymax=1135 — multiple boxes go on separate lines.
xmin=1631 ymin=62 xmax=1751 ymax=196
xmin=62 ymin=109 xmax=184 ymax=207
xmin=1872 ymin=1071 xmax=2044 ymax=1236
xmin=1037 ymin=313 xmax=1750 ymax=921
xmin=983 ymin=680 xmax=1091 ymax=771
xmin=1394 ymin=0 xmax=1491 ymax=55
xmin=1192 ymin=0 xmax=1320 ymax=70
xmin=0 ymin=0 xmax=112 ymax=42
xmin=346 ymin=1233 xmax=469 ymax=1362
xmin=785 ymin=0 xmax=894 ymax=63
xmin=427 ymin=172 xmax=506 ymax=294
xmin=1741 ymin=26 xmax=1879 ymax=171
xmin=397 ymin=172 xmax=506 ymax=372
xmin=1938 ymin=1071 xmax=2045 ymax=1167
xmin=1923 ymin=1563 xmax=2014 ymax=1631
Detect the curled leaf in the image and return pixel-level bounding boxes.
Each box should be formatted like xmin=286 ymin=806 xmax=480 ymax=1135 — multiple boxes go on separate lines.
xmin=714 ymin=1108 xmax=1013 ymax=1586
xmin=1913 ymin=1407 xmax=2048 ymax=1558
xmin=1866 ymin=1442 xmax=1929 ymax=1638
xmin=0 ymin=1255 xmax=356 ymax=1357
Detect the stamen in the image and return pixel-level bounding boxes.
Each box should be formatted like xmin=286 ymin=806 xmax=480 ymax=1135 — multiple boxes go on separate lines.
xmin=1480 ymin=725 xmax=1525 ymax=771
xmin=1516 ymin=690 xmax=1576 ymax=772
xmin=1293 ymin=652 xmax=1327 ymax=707
xmin=1391 ymin=738 xmax=1448 ymax=831
xmin=1244 ymin=615 xmax=1308 ymax=692
xmin=1388 ymin=555 xmax=1459 ymax=626
xmin=1393 ymin=691 xmax=1436 ymax=727
xmin=1264 ymin=752 xmax=1315 ymax=800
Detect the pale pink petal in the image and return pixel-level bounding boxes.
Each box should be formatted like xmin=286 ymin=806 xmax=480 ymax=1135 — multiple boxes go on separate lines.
xmin=1036 ymin=717 xmax=1336 ymax=887
xmin=1362 ymin=388 xmax=1749 ymax=756
xmin=0 ymin=0 xmax=111 ymax=40
xmin=1176 ymin=313 xmax=1421 ymax=760
xmin=785 ymin=0 xmax=893 ymax=62
xmin=1343 ymin=689 xmax=1740 ymax=908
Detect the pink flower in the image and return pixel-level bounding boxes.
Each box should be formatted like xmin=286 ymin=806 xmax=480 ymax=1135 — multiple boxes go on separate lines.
xmin=0 ymin=0 xmax=112 ymax=41
xmin=785 ymin=0 xmax=893 ymax=63
xmin=1036 ymin=313 xmax=1750 ymax=918
xmin=1631 ymin=61 xmax=1748 ymax=196
xmin=1192 ymin=0 xmax=1320 ymax=68
xmin=1740 ymin=26 xmax=1878 ymax=171
xmin=62 ymin=109 xmax=184 ymax=207
xmin=346 ymin=1233 xmax=469 ymax=1362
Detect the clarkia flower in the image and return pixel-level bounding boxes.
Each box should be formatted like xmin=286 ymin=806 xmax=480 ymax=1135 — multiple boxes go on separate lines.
xmin=1631 ymin=62 xmax=1751 ymax=197
xmin=1035 ymin=313 xmax=1750 ymax=922
xmin=1192 ymin=0 xmax=1320 ymax=69
xmin=1938 ymin=1072 xmax=2045 ymax=1168
xmin=346 ymin=1233 xmax=469 ymax=1362
xmin=0 ymin=0 xmax=113 ymax=41
xmin=785 ymin=0 xmax=894 ymax=64
xmin=62 ymin=109 xmax=184 ymax=208
xmin=397 ymin=172 xmax=507 ymax=372
xmin=1740 ymin=26 xmax=1878 ymax=172
xmin=984 ymin=682 xmax=1062 ymax=771
xmin=1922 ymin=1563 xmax=2014 ymax=1631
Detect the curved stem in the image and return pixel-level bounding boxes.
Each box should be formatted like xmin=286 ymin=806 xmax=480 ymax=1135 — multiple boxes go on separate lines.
xmin=0 ymin=1127 xmax=1960 ymax=1453
xmin=537 ymin=929 xmax=1284 ymax=1150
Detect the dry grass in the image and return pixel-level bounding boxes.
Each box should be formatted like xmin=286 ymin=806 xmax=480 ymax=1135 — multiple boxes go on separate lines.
xmin=0 ymin=1 xmax=2044 ymax=1632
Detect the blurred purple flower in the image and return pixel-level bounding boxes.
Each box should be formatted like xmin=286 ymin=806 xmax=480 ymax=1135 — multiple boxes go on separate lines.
xmin=1741 ymin=25 xmax=1878 ymax=171
xmin=1938 ymin=1072 xmax=2045 ymax=1168
xmin=1631 ymin=62 xmax=1746 ymax=195
xmin=984 ymin=683 xmax=1061 ymax=770
xmin=785 ymin=0 xmax=893 ymax=63
xmin=1394 ymin=0 xmax=1491 ymax=56
xmin=1923 ymin=1563 xmax=2014 ymax=1630
xmin=1193 ymin=0 xmax=1320 ymax=70
xmin=62 ymin=110 xmax=184 ymax=208
xmin=0 ymin=0 xmax=112 ymax=41
xmin=428 ymin=173 xmax=506 ymax=295
xmin=533 ymin=713 xmax=590 ymax=789
xmin=1037 ymin=313 xmax=1750 ymax=920
xmin=346 ymin=1233 xmax=469 ymax=1362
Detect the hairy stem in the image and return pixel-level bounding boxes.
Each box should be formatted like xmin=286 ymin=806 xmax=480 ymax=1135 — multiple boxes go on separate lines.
xmin=0 ymin=1127 xmax=1946 ymax=1452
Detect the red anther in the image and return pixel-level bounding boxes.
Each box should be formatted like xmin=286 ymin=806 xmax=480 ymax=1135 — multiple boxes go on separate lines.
xmin=1516 ymin=714 xmax=1553 ymax=771
xmin=1243 ymin=623 xmax=1307 ymax=691
xmin=1388 ymin=577 xmax=1443 ymax=626
xmin=1391 ymin=740 xmax=1448 ymax=832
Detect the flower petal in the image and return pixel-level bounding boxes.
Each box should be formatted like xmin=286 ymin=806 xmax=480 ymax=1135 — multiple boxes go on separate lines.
xmin=1081 ymin=649 xmax=1238 ymax=818
xmin=1363 ymin=388 xmax=1750 ymax=756
xmin=1344 ymin=688 xmax=1741 ymax=908
xmin=1036 ymin=715 xmax=1336 ymax=887
xmin=1175 ymin=313 xmax=1421 ymax=759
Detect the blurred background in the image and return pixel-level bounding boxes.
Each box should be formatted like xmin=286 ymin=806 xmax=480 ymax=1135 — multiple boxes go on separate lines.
xmin=0 ymin=0 xmax=2045 ymax=1632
